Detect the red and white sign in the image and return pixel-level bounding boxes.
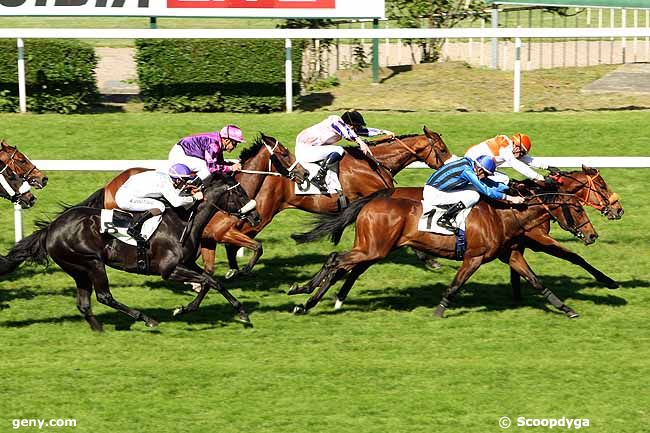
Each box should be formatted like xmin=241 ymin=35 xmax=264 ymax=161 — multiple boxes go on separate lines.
xmin=0 ymin=0 xmax=384 ymax=18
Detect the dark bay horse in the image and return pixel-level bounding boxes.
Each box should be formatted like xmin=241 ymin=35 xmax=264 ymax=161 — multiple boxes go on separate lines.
xmin=288 ymin=187 xmax=598 ymax=318
xmin=0 ymin=139 xmax=48 ymax=189
xmin=392 ymin=166 xmax=624 ymax=295
xmin=0 ymin=158 xmax=36 ymax=208
xmin=0 ymin=174 xmax=260 ymax=332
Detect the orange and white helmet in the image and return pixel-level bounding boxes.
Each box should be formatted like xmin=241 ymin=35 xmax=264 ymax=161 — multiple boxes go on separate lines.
xmin=511 ymin=133 xmax=532 ymax=153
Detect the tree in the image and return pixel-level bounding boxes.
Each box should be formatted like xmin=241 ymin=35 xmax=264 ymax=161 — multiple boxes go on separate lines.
xmin=387 ymin=0 xmax=489 ymax=62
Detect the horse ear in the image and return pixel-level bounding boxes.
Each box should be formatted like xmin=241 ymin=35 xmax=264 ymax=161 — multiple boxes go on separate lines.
xmin=423 ymin=125 xmax=433 ymax=136
xmin=582 ymin=164 xmax=597 ymax=174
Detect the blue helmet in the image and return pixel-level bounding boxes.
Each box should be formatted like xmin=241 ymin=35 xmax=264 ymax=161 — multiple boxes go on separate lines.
xmin=169 ymin=164 xmax=193 ymax=180
xmin=475 ymin=155 xmax=496 ymax=175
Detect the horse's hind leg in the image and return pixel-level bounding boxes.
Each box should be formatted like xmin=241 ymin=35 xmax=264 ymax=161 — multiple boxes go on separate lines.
xmin=508 ymin=251 xmax=579 ymax=318
xmin=90 ymin=261 xmax=159 ymax=328
xmin=74 ymin=276 xmax=103 ymax=332
xmin=434 ymin=256 xmax=483 ymax=318
xmin=288 ymin=252 xmax=339 ymax=296
xmin=334 ymin=262 xmax=373 ymax=310
xmin=221 ymin=231 xmax=263 ymax=279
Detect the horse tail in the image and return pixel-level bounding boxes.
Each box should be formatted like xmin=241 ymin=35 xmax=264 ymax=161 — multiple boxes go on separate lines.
xmin=58 ymin=188 xmax=104 ymax=214
xmin=292 ymin=189 xmax=394 ymax=245
xmin=0 ymin=224 xmax=50 ymax=275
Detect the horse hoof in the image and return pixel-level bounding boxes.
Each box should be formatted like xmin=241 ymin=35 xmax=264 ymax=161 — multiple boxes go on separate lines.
xmin=225 ymin=269 xmax=239 ymax=280
xmin=185 ymin=282 xmax=201 ymax=293
xmin=567 ymin=310 xmax=580 ymax=319
xmin=236 ymin=312 xmax=253 ymax=327
xmin=433 ymin=306 xmax=446 ymax=318
xmin=334 ymin=297 xmax=344 ymax=310
xmin=173 ymin=307 xmax=184 ymax=317
xmin=145 ymin=318 xmax=159 ymax=328
xmin=425 ymin=259 xmax=442 ymax=271
xmin=287 ymin=284 xmax=301 ymax=296
xmin=293 ymin=305 xmax=307 ymax=315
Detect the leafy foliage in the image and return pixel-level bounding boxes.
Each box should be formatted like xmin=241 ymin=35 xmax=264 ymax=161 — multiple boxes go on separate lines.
xmin=135 ymin=39 xmax=303 ymax=113
xmin=0 ymin=40 xmax=99 ymax=113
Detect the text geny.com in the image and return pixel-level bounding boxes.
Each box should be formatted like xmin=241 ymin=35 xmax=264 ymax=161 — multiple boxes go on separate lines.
xmin=12 ymin=419 xmax=77 ymax=430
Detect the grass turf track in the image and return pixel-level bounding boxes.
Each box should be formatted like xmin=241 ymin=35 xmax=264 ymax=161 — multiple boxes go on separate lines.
xmin=0 ymin=111 xmax=648 ymax=433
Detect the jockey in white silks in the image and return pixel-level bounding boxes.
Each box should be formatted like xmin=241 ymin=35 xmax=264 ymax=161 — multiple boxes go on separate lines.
xmin=295 ymin=111 xmax=393 ymax=193
xmin=465 ymin=133 xmax=553 ymax=185
xmin=115 ymin=164 xmax=203 ymax=242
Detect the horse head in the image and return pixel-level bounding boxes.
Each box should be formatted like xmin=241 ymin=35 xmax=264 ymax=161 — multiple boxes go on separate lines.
xmin=422 ymin=126 xmax=454 ymax=168
xmin=0 ymin=159 xmax=37 ymax=209
xmin=258 ymin=133 xmax=310 ymax=184
xmin=550 ymin=165 xmax=623 ymax=220
xmin=0 ymin=139 xmax=48 ymax=189
xmin=203 ymin=173 xmax=261 ymax=227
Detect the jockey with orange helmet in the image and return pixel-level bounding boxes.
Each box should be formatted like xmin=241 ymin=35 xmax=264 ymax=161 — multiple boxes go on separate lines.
xmin=465 ymin=133 xmax=547 ymax=184
xmin=168 ymin=125 xmax=245 ymax=180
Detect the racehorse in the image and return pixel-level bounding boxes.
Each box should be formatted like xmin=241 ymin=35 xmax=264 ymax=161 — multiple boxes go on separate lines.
xmin=67 ymin=128 xmax=450 ymax=279
xmin=0 ymin=158 xmax=36 ymax=208
xmin=288 ymin=185 xmax=599 ymax=319
xmin=0 ymin=139 xmax=48 ymax=189
xmin=0 ymin=174 xmax=260 ymax=332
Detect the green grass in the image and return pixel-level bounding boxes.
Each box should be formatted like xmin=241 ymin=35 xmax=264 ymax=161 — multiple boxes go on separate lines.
xmin=1 ymin=111 xmax=649 ymax=433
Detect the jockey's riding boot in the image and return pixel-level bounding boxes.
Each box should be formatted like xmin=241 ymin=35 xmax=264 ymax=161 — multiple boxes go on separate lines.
xmin=311 ymin=153 xmax=341 ymax=193
xmin=437 ymin=202 xmax=466 ymax=231
xmin=126 ymin=210 xmax=154 ymax=242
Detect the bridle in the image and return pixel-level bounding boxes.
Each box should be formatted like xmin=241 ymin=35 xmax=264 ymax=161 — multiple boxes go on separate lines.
xmin=561 ymin=171 xmax=618 ymax=216
xmin=0 ymin=144 xmax=38 ymax=183
xmin=0 ymin=159 xmax=31 ymax=203
xmin=394 ymin=135 xmax=442 ymax=168
xmin=513 ymin=192 xmax=593 ymax=240
xmin=261 ymin=138 xmax=306 ymax=185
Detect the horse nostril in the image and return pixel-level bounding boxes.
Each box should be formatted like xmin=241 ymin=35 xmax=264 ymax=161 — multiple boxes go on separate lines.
xmin=41 ymin=177 xmax=48 ymax=187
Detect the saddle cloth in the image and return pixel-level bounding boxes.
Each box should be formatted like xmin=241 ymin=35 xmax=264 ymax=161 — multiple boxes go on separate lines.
xmin=418 ymin=201 xmax=472 ymax=234
xmin=294 ymin=161 xmax=342 ymax=195
xmin=100 ymin=209 xmax=163 ymax=246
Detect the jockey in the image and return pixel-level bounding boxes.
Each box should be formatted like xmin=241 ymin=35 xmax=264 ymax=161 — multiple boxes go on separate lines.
xmin=115 ymin=164 xmax=203 ymax=242
xmin=295 ymin=110 xmax=394 ymax=193
xmin=424 ymin=155 xmax=525 ymax=231
xmin=168 ymin=124 xmax=245 ymax=181
xmin=465 ymin=133 xmax=548 ymax=184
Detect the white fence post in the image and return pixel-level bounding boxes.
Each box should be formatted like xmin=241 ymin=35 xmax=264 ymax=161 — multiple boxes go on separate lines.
xmin=285 ymin=38 xmax=293 ymax=113
xmin=491 ymin=6 xmax=499 ymax=69
xmin=514 ymin=37 xmax=521 ymax=113
xmin=13 ymin=204 xmax=23 ymax=242
xmin=17 ymin=38 xmax=27 ymax=113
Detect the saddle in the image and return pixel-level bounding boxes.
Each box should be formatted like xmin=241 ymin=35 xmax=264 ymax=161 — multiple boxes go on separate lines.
xmin=295 ymin=159 xmax=348 ymax=210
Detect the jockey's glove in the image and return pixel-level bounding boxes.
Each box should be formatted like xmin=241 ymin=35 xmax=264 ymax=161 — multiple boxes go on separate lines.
xmin=546 ymin=166 xmax=561 ymax=174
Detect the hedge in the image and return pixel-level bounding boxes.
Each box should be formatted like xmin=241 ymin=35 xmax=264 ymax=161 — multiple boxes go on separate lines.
xmin=0 ymin=40 xmax=100 ymax=114
xmin=135 ymin=39 xmax=302 ymax=113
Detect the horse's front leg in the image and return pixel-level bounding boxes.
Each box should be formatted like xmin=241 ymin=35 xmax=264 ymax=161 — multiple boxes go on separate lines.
xmin=222 ymin=229 xmax=263 ymax=280
xmin=288 ymin=252 xmax=339 ymax=296
xmin=434 ymin=256 xmax=483 ymax=318
xmin=509 ymin=250 xmax=579 ymax=318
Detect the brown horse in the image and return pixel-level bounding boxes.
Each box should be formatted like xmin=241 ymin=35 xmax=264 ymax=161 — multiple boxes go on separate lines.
xmin=288 ymin=186 xmax=599 ymax=319
xmin=0 ymin=139 xmax=48 ymax=189
xmin=78 ymin=127 xmax=451 ymax=278
xmin=392 ymin=166 xmax=624 ymax=296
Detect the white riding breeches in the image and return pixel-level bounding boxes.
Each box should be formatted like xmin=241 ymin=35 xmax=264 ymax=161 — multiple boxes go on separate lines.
xmin=295 ymin=144 xmax=345 ymax=163
xmin=423 ymin=185 xmax=480 ymax=209
xmin=488 ymin=171 xmax=510 ymax=184
xmin=115 ymin=190 xmax=166 ymax=213
xmin=168 ymin=144 xmax=212 ymax=180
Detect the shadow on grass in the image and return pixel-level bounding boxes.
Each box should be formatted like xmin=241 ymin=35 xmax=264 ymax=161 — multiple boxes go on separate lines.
xmin=0 ymin=299 xmax=262 ymax=331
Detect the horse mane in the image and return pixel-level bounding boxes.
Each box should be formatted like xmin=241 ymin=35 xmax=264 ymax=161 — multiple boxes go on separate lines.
xmin=343 ymin=134 xmax=423 ymax=160
xmin=238 ymin=135 xmax=267 ymax=165
xmin=371 ymin=133 xmax=420 ymax=145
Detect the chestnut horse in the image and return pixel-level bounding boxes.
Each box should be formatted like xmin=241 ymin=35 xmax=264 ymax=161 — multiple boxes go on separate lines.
xmin=289 ymin=186 xmax=598 ymax=319
xmin=0 ymin=139 xmax=48 ymax=189
xmin=393 ymin=166 xmax=624 ymax=297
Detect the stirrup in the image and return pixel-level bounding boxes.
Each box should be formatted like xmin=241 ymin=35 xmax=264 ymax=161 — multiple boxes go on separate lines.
xmin=311 ymin=176 xmax=328 ymax=193
xmin=437 ymin=216 xmax=455 ymax=231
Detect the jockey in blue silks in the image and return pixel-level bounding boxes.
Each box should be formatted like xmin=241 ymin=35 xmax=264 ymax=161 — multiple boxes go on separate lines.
xmin=423 ymin=155 xmax=525 ymax=231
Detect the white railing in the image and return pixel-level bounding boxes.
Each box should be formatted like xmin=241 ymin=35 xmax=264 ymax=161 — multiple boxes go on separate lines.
xmin=7 ymin=156 xmax=649 ymax=242
xmin=4 ymin=27 xmax=650 ymax=114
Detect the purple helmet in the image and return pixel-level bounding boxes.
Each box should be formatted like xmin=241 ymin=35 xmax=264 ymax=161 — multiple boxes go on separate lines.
xmin=220 ymin=124 xmax=245 ymax=143
xmin=169 ymin=163 xmax=193 ymax=180
xmin=475 ymin=155 xmax=497 ymax=175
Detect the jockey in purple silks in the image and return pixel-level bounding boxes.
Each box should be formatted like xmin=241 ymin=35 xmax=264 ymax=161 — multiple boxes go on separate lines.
xmin=168 ymin=124 xmax=245 ymax=180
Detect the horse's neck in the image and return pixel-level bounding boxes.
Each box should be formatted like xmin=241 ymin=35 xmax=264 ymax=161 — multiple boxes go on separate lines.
xmin=371 ymin=140 xmax=416 ymax=173
xmin=239 ymin=150 xmax=269 ymax=198
xmin=492 ymin=201 xmax=554 ymax=236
